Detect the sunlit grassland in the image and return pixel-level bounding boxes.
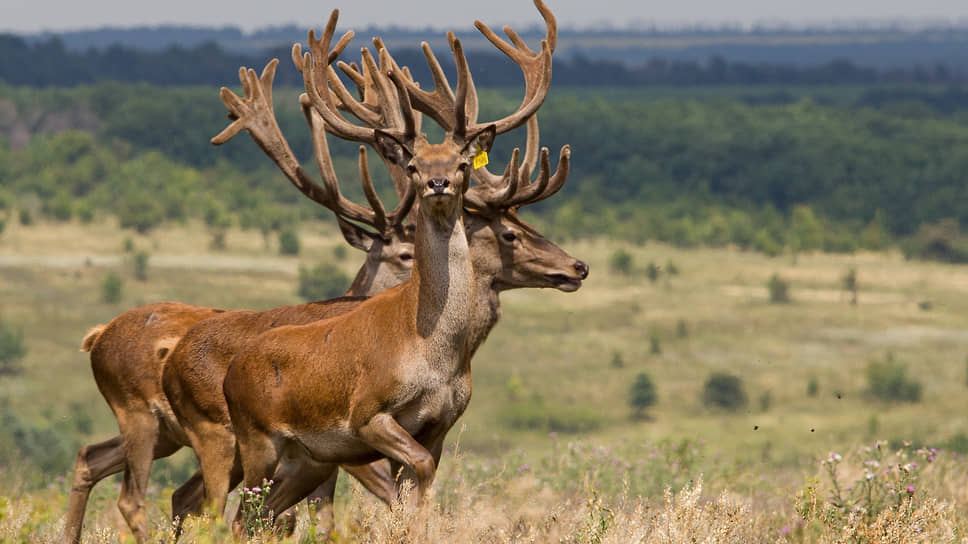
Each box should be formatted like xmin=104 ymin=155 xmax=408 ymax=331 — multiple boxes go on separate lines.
xmin=2 ymin=218 xmax=968 ymax=541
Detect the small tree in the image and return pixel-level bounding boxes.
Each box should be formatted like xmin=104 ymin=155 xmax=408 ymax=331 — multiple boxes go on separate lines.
xmin=842 ymin=267 xmax=858 ymax=305
xmin=867 ymin=353 xmax=922 ymax=403
xmin=298 ymin=262 xmax=350 ymax=302
xmin=101 ymin=272 xmax=123 ymax=304
xmin=702 ymin=372 xmax=748 ymax=411
xmin=0 ymin=317 xmax=27 ymax=375
xmin=610 ymin=351 xmax=625 ymax=368
xmin=609 ymin=249 xmax=633 ymax=275
xmin=132 ymin=251 xmax=150 ymax=282
xmin=807 ymin=376 xmax=819 ymax=397
xmin=645 ymin=261 xmax=660 ymax=283
xmin=767 ymin=273 xmax=790 ymax=304
xmin=649 ymin=329 xmax=662 ymax=355
xmin=628 ymin=372 xmax=657 ymax=419
xmin=278 ymin=228 xmax=301 ymax=256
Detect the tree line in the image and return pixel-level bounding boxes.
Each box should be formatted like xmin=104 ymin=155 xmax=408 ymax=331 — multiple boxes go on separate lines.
xmin=3 ymin=81 xmax=968 ymax=261
xmin=3 ymin=34 xmax=968 ymax=89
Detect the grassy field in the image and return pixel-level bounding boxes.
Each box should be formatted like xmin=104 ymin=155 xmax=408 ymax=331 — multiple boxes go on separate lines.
xmin=2 ymin=217 xmax=968 ymax=542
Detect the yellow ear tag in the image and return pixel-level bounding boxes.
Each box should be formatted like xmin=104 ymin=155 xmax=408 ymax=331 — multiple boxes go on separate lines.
xmin=473 ymin=150 xmax=489 ymax=170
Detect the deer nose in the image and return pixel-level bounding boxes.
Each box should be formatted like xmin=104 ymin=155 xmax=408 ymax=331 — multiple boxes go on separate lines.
xmin=574 ymin=260 xmax=589 ymax=279
xmin=427 ymin=178 xmax=450 ymax=193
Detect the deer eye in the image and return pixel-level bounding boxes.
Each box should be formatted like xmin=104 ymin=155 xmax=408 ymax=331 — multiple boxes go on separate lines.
xmin=502 ymin=232 xmax=517 ymax=243
xmin=400 ymin=253 xmax=414 ymax=261
xmin=457 ymin=162 xmax=469 ymax=171
xmin=406 ymin=163 xmax=418 ymax=175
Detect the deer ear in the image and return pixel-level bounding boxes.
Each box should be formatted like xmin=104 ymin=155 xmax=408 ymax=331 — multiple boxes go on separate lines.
xmin=336 ymin=216 xmax=378 ymax=252
xmin=463 ymin=124 xmax=497 ymax=155
xmin=374 ymin=130 xmax=413 ymax=167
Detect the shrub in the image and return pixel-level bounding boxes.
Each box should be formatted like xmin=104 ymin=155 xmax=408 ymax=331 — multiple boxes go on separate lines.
xmin=609 ymin=249 xmax=633 ymax=275
xmin=118 ymin=193 xmax=164 ymax=234
xmin=101 ymin=272 xmax=123 ymax=304
xmin=843 ymin=267 xmax=858 ymax=305
xmin=0 ymin=318 xmax=27 ymax=375
xmin=702 ymin=372 xmax=748 ymax=411
xmin=645 ymin=261 xmax=660 ymax=283
xmin=298 ymin=262 xmax=350 ymax=302
xmin=628 ymin=372 xmax=657 ymax=419
xmin=753 ymin=228 xmax=781 ymax=257
xmin=132 ymin=251 xmax=150 ymax=281
xmin=767 ymin=273 xmax=790 ymax=303
xmin=609 ymin=351 xmax=624 ymax=368
xmin=758 ymin=390 xmax=772 ymax=412
xmin=332 ymin=245 xmax=348 ymax=261
xmin=807 ymin=376 xmax=819 ymax=397
xmin=649 ymin=329 xmax=662 ymax=355
xmin=665 ymin=259 xmax=679 ymax=276
xmin=676 ymin=319 xmax=688 ymax=338
xmin=905 ymin=218 xmax=968 ymax=263
xmin=18 ymin=208 xmax=32 ymax=226
xmin=278 ymin=228 xmax=301 ymax=256
xmin=76 ymin=201 xmax=95 ymax=223
xmin=122 ymin=237 xmax=134 ymax=253
xmin=866 ymin=353 xmax=922 ymax=403
xmin=209 ymin=231 xmax=227 ymax=250
xmin=47 ymin=190 xmax=73 ymax=222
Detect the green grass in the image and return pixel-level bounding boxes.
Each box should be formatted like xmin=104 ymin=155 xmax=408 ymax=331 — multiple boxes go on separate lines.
xmin=2 ymin=218 xmax=968 ymax=540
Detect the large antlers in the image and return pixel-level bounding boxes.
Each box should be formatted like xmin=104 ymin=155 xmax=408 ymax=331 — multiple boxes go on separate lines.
xmin=211 ymin=54 xmax=414 ymax=235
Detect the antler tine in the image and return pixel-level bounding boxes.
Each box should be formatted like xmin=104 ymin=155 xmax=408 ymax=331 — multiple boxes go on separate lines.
xmin=465 ymin=148 xmax=520 ymax=211
xmin=302 ymin=104 xmax=380 ymax=226
xmin=508 ymin=144 xmax=571 ymax=208
xmin=451 ymin=35 xmax=470 ymax=140
xmin=370 ymin=38 xmax=454 ymax=132
xmin=357 ymin=145 xmax=387 ymax=232
xmin=469 ymin=0 xmax=555 ymax=135
xmin=212 ymin=61 xmax=323 ymax=201
xmin=472 ymin=112 xmax=541 ymax=187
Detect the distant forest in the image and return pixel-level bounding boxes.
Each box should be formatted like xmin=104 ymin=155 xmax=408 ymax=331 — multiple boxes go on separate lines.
xmin=2 ymin=32 xmax=968 ymax=89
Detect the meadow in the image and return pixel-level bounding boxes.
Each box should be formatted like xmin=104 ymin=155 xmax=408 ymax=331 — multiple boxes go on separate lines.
xmin=2 ymin=216 xmax=968 ymax=542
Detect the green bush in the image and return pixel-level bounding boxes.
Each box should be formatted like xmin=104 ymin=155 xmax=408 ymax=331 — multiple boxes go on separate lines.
xmin=18 ymin=208 xmax=32 ymax=226
xmin=47 ymin=190 xmax=73 ymax=222
xmin=753 ymin=228 xmax=781 ymax=257
xmin=609 ymin=351 xmax=624 ymax=368
xmin=767 ymin=273 xmax=790 ymax=304
xmin=118 ymin=192 xmax=164 ymax=234
xmin=332 ymin=245 xmax=348 ymax=261
xmin=101 ymin=272 xmax=123 ymax=304
xmin=609 ymin=249 xmax=633 ymax=275
xmin=132 ymin=250 xmax=150 ymax=281
xmin=866 ymin=353 xmax=922 ymax=403
xmin=645 ymin=261 xmax=660 ymax=283
xmin=807 ymin=376 xmax=819 ymax=397
xmin=298 ymin=262 xmax=349 ymax=302
xmin=628 ymin=372 xmax=657 ymax=419
xmin=279 ymin=228 xmax=301 ymax=256
xmin=702 ymin=372 xmax=748 ymax=411
xmin=0 ymin=318 xmax=27 ymax=375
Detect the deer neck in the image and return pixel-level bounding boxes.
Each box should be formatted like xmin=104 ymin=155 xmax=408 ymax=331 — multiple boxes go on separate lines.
xmin=464 ymin=273 xmax=502 ymax=361
xmin=409 ymin=208 xmax=474 ymax=350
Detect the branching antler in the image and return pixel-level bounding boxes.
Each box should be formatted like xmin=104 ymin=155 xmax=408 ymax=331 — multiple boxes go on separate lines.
xmin=211 ymin=53 xmax=413 ymax=234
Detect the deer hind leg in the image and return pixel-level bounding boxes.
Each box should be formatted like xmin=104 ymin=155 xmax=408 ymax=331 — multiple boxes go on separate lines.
xmin=185 ymin=420 xmax=243 ymax=519
xmin=115 ymin=411 xmax=181 ymax=543
xmin=232 ymin=430 xmax=282 ymax=537
xmin=264 ymin=455 xmax=337 ymax=537
xmin=303 ymin=470 xmax=338 ymax=534
xmin=357 ymin=413 xmax=436 ymax=509
xmin=60 ymin=435 xmax=127 ymax=544
xmin=341 ymin=459 xmax=396 ymax=505
xmin=170 ymin=470 xmax=204 ymax=538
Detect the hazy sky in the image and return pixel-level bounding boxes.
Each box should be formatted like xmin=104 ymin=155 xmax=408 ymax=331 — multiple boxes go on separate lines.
xmin=3 ymin=0 xmax=967 ymax=33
